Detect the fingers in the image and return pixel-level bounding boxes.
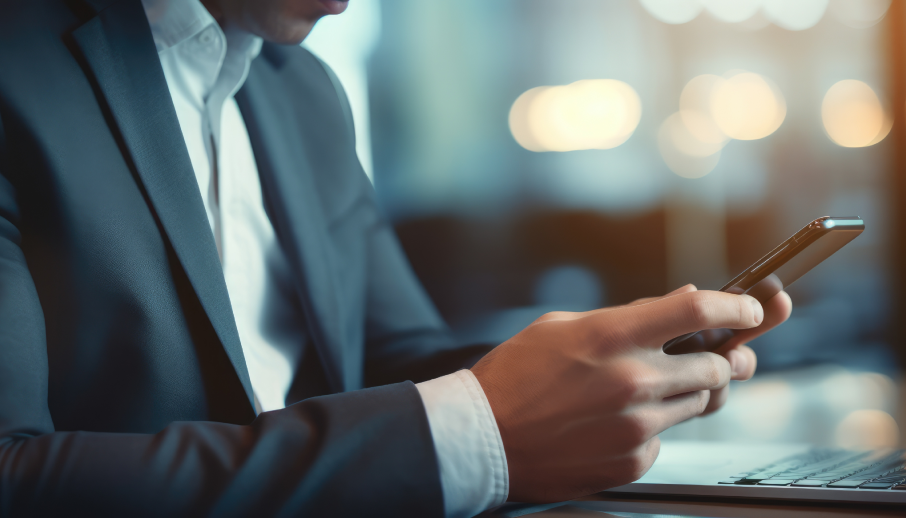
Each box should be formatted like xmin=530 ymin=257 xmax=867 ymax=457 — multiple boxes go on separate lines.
xmin=700 ymin=347 xmax=755 ymax=416
xmin=652 ymin=351 xmax=731 ymax=397
xmin=635 ymin=389 xmax=712 ymax=437
xmin=699 ymin=345 xmax=756 ymax=416
xmin=720 ymin=290 xmax=792 ymax=351
xmin=619 ymin=290 xmax=764 ymax=346
xmin=724 ymin=344 xmax=757 ymax=380
xmin=630 ymin=436 xmax=661 ymax=481
xmin=702 ymin=385 xmax=729 ymax=416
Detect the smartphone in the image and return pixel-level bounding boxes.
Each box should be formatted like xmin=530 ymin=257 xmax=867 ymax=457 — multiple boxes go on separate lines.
xmin=662 ymin=216 xmax=865 ymax=355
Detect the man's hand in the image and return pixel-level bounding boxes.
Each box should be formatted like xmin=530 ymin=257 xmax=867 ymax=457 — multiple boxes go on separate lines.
xmin=470 ymin=285 xmax=792 ymax=503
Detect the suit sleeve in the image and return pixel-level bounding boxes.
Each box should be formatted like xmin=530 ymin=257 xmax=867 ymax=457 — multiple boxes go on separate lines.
xmin=0 ymin=116 xmax=444 ymax=517
xmin=361 ymin=207 xmax=493 ymax=386
xmin=314 ymin=57 xmax=493 ymax=387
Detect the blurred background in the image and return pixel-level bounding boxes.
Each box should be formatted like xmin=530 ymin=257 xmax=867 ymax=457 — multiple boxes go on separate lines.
xmin=304 ymin=0 xmax=906 ymax=450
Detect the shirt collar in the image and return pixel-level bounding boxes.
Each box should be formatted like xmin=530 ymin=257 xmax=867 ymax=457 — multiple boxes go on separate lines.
xmin=141 ymin=0 xmax=263 ymax=62
xmin=142 ymin=0 xmax=216 ymax=51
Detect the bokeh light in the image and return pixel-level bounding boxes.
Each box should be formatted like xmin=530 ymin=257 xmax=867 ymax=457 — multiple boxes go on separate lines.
xmin=640 ymin=0 xmax=845 ymax=31
xmin=509 ymin=87 xmax=549 ymax=152
xmin=679 ymin=74 xmax=729 ymax=145
xmin=829 ymin=0 xmax=891 ymax=29
xmin=820 ymin=370 xmax=865 ymax=411
xmin=509 ymin=80 xmax=642 ymax=152
xmin=835 ymin=409 xmax=899 ymax=449
xmin=857 ymin=372 xmax=897 ymax=410
xmin=658 ymin=112 xmax=722 ymax=178
xmin=763 ymin=0 xmax=829 ymax=31
xmin=639 ymin=0 xmax=703 ymax=25
xmin=711 ymin=72 xmax=786 ymax=140
xmin=733 ymin=381 xmax=797 ymax=440
xmin=703 ymin=0 xmax=762 ymax=23
xmin=821 ymin=79 xmax=890 ymax=148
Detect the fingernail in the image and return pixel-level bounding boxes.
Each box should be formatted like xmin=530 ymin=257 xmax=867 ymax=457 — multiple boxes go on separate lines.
xmin=747 ymin=296 xmax=763 ymax=325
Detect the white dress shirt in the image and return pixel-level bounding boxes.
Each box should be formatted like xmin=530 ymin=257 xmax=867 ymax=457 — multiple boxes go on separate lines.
xmin=141 ymin=1 xmax=507 ymax=515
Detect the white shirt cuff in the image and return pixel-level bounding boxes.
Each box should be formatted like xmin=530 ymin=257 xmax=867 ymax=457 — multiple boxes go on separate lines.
xmin=416 ymin=369 xmax=509 ymax=518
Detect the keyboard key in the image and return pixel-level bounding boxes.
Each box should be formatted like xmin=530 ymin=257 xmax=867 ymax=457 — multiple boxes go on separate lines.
xmin=872 ymin=477 xmax=903 ymax=483
xmin=861 ymin=482 xmax=898 ymax=489
xmin=742 ymin=473 xmax=778 ymax=484
xmin=827 ymin=479 xmax=867 ymax=488
xmin=757 ymin=479 xmax=797 ymax=486
xmin=722 ymin=449 xmax=906 ymax=491
xmin=791 ymin=480 xmax=826 ymax=487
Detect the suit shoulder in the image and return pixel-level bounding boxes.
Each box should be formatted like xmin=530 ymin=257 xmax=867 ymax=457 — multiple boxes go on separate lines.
xmin=259 ymin=43 xmax=334 ymax=88
xmin=257 ymin=42 xmax=354 ymax=130
xmin=0 ymin=0 xmax=83 ymax=73
xmin=0 ymin=0 xmax=75 ymax=39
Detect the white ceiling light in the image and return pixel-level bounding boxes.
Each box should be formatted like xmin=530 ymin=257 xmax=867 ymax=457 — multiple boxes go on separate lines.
xmin=703 ymin=0 xmax=763 ymax=23
xmin=639 ymin=0 xmax=704 ymax=24
xmin=763 ymin=0 xmax=829 ymax=31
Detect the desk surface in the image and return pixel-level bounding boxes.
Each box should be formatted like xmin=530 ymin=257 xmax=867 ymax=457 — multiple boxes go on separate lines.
xmin=489 ymin=493 xmax=905 ymax=517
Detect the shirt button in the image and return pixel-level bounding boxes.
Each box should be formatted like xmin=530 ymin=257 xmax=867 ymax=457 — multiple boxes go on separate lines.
xmin=199 ymin=28 xmax=216 ymax=45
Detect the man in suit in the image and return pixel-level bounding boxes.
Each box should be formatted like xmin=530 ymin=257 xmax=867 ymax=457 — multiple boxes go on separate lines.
xmin=0 ymin=0 xmax=792 ymax=515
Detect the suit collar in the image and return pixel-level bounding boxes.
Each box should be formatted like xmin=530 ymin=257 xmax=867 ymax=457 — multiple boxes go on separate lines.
xmin=260 ymin=43 xmax=290 ymax=69
xmin=69 ymin=0 xmax=256 ymax=411
xmin=79 ymin=0 xmax=120 ymax=13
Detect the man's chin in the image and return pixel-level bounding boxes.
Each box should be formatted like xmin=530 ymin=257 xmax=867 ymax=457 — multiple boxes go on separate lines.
xmin=318 ymin=0 xmax=348 ymax=15
xmin=254 ymin=20 xmax=318 ymax=45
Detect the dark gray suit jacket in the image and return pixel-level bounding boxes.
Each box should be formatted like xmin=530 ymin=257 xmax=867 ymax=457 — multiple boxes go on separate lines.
xmin=0 ymin=0 xmax=490 ymax=515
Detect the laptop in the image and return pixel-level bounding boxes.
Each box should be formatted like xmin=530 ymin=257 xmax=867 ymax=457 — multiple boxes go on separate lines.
xmin=603 ymin=441 xmax=906 ymax=505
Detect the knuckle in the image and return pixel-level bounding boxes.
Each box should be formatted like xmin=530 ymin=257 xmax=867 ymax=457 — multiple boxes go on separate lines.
xmin=623 ymin=450 xmax=653 ymax=481
xmin=620 ymin=413 xmax=654 ymax=451
xmin=702 ymin=354 xmax=723 ymax=387
xmin=614 ymin=365 xmax=656 ymax=406
xmin=620 ymin=413 xmax=652 ymax=446
xmin=687 ymin=292 xmax=713 ymax=327
xmin=535 ymin=311 xmax=567 ymax=323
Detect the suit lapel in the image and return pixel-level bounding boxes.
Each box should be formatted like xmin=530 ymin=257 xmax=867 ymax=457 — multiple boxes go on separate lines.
xmin=70 ymin=0 xmax=256 ymax=409
xmin=235 ymin=53 xmax=346 ymax=393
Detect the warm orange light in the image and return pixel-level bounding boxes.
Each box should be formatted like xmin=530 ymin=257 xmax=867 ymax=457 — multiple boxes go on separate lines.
xmin=711 ymin=72 xmax=786 ymax=140
xmin=509 ymin=80 xmax=642 ymax=152
xmin=835 ymin=409 xmax=899 ymax=449
xmin=822 ymin=80 xmax=889 ymax=148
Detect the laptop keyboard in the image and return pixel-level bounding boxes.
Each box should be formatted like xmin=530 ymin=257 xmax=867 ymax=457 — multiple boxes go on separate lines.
xmin=719 ymin=449 xmax=906 ymax=489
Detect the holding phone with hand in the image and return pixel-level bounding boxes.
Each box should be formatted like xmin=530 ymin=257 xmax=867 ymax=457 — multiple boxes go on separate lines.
xmin=663 ymin=216 xmax=864 ymax=355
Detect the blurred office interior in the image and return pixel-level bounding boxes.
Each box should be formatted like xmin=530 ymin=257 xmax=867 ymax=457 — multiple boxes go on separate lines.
xmin=305 ymin=0 xmax=906 ymax=450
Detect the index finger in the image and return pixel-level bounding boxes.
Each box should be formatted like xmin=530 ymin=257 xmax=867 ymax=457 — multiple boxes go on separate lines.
xmin=618 ymin=290 xmax=764 ymax=347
